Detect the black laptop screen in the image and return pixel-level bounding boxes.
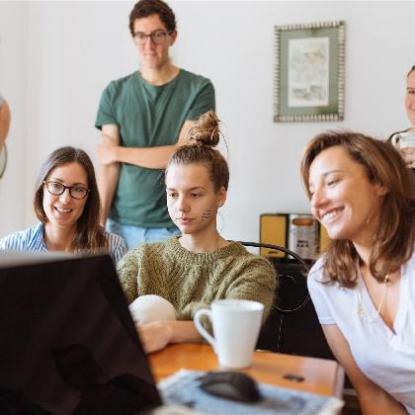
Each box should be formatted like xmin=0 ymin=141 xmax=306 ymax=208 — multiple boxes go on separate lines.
xmin=0 ymin=254 xmax=162 ymax=414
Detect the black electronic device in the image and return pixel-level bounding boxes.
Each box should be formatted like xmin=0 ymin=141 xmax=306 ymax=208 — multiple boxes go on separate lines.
xmin=199 ymin=371 xmax=262 ymax=403
xmin=0 ymin=252 xmax=162 ymax=415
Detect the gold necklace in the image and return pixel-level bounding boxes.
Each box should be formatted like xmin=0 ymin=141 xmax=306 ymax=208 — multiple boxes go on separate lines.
xmin=357 ymin=275 xmax=390 ymax=323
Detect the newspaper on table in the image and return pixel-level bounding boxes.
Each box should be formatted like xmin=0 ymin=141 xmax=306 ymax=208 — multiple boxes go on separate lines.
xmin=158 ymin=370 xmax=343 ymax=415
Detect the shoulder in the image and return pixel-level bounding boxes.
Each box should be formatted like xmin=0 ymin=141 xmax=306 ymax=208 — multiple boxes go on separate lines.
xmin=307 ymin=255 xmax=332 ymax=293
xmin=105 ymin=231 xmax=127 ymax=262
xmin=120 ymin=239 xmax=169 ymax=265
xmin=402 ymin=248 xmax=415 ymax=274
xmin=105 ymin=231 xmax=126 ymax=248
xmin=0 ymin=224 xmax=44 ymax=250
xmin=308 ymin=256 xmax=327 ymax=281
xmin=101 ymin=72 xmax=137 ymax=97
xmin=387 ymin=128 xmax=410 ymax=142
xmin=178 ymin=69 xmax=213 ymax=88
xmin=224 ymin=242 xmax=276 ymax=273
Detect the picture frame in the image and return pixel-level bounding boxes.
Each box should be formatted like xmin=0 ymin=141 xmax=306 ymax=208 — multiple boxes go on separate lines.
xmin=274 ymin=21 xmax=345 ymax=122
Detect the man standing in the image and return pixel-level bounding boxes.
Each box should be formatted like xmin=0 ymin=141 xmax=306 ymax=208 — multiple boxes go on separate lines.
xmin=95 ymin=0 xmax=215 ymax=249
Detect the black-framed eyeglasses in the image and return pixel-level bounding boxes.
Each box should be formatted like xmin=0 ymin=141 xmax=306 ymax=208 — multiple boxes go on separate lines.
xmin=133 ymin=30 xmax=172 ymax=45
xmin=43 ymin=181 xmax=89 ymax=200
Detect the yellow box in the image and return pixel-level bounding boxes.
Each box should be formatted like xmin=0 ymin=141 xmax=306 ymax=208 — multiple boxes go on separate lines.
xmin=259 ymin=214 xmax=288 ymax=257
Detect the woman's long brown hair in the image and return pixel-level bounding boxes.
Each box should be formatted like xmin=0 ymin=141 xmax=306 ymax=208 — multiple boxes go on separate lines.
xmin=34 ymin=146 xmax=108 ymax=253
xmin=301 ymin=131 xmax=415 ymax=287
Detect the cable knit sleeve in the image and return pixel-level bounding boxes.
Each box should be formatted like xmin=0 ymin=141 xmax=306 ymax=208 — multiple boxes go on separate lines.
xmin=116 ymin=247 xmax=143 ymax=304
xmin=224 ymin=255 xmax=277 ymax=322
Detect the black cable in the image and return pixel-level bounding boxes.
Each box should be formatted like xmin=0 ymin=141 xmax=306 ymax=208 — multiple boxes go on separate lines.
xmin=239 ymin=241 xmax=311 ymax=314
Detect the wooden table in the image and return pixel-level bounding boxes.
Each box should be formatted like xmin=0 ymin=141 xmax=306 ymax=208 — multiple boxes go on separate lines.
xmin=149 ymin=344 xmax=344 ymax=398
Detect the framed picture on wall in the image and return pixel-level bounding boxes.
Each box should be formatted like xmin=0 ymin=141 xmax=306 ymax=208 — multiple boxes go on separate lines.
xmin=274 ymin=21 xmax=345 ymax=122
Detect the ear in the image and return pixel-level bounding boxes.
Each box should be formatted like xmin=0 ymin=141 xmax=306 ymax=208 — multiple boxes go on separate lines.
xmin=375 ymin=184 xmax=389 ymax=197
xmin=216 ymin=186 xmax=227 ymax=208
xmin=169 ymin=30 xmax=177 ymax=46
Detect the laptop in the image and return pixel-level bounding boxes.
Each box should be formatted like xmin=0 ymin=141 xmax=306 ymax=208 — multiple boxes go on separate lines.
xmin=0 ymin=252 xmax=198 ymax=415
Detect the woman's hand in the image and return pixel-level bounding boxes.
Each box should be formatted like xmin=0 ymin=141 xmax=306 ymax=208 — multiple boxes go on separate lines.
xmin=400 ymin=147 xmax=415 ymax=168
xmin=138 ymin=321 xmax=174 ymax=353
xmin=137 ymin=320 xmax=202 ymax=354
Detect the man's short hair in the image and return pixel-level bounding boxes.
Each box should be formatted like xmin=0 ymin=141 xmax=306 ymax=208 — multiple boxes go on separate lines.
xmin=129 ymin=0 xmax=176 ymax=36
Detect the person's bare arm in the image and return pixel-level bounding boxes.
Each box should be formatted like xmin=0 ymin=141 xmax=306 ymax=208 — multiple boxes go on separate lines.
xmin=399 ymin=147 xmax=415 ymax=168
xmin=138 ymin=320 xmax=202 ymax=354
xmin=96 ymin=124 xmax=120 ymax=225
xmin=0 ymin=100 xmax=11 ymax=151
xmin=97 ymin=120 xmax=196 ymax=169
xmin=322 ymin=325 xmax=407 ymax=415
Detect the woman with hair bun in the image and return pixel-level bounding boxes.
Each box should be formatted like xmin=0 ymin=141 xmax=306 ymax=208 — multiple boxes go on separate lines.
xmin=117 ymin=110 xmax=276 ymax=353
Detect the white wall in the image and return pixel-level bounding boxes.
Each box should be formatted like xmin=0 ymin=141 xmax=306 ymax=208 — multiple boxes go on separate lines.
xmin=1 ymin=1 xmax=414 ymax=242
xmin=0 ymin=2 xmax=28 ymax=236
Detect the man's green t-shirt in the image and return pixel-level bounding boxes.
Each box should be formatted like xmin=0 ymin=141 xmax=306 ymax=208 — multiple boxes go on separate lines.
xmin=95 ymin=69 xmax=215 ymax=228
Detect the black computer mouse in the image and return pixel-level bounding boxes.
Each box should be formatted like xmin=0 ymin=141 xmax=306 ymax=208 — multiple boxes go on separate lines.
xmin=199 ymin=371 xmax=262 ymax=403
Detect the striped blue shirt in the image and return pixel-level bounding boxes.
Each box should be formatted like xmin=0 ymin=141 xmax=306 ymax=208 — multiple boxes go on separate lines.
xmin=0 ymin=223 xmax=127 ymax=263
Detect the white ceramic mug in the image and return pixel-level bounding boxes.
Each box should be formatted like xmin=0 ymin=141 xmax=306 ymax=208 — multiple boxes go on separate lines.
xmin=193 ymin=299 xmax=264 ymax=369
xmin=391 ymin=131 xmax=415 ymax=149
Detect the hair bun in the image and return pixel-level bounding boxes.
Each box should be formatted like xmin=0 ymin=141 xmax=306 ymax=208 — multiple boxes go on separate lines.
xmin=188 ymin=111 xmax=220 ymax=147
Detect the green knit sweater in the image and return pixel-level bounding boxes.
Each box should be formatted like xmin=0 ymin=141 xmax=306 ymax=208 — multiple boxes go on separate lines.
xmin=117 ymin=237 xmax=277 ymax=321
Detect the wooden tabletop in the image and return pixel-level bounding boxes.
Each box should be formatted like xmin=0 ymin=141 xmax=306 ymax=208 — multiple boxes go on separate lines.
xmin=149 ymin=343 xmax=344 ymax=398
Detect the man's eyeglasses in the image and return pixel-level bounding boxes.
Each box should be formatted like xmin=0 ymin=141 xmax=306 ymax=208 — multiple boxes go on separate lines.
xmin=133 ymin=30 xmax=171 ymax=45
xmin=43 ymin=181 xmax=89 ymax=200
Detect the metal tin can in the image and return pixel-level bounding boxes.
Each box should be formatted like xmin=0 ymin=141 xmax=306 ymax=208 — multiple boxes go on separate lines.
xmin=288 ymin=214 xmax=319 ymax=260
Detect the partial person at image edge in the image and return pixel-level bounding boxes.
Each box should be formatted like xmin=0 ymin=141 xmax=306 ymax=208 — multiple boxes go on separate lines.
xmin=95 ymin=0 xmax=215 ymax=250
xmin=0 ymin=93 xmax=11 ymax=152
xmin=0 ymin=147 xmax=127 ymax=263
xmin=117 ymin=111 xmax=277 ymax=354
xmin=302 ymin=131 xmax=415 ymax=415
xmin=388 ymin=65 xmax=415 ymax=170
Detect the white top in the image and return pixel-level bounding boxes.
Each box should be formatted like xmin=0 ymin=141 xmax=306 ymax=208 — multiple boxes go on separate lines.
xmin=308 ymin=254 xmax=415 ymax=414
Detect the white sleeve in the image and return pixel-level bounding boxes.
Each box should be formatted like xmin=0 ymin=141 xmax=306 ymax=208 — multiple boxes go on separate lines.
xmin=307 ymin=262 xmax=336 ymax=325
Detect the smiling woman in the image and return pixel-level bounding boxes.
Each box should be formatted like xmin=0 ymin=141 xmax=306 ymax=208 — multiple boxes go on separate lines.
xmin=301 ymin=131 xmax=415 ymax=415
xmin=388 ymin=66 xmax=415 ymax=169
xmin=0 ymin=147 xmax=127 ymax=263
xmin=116 ymin=111 xmax=276 ymax=355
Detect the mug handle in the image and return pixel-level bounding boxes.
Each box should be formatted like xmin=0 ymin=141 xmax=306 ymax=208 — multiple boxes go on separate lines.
xmin=391 ymin=134 xmax=400 ymax=147
xmin=193 ymin=308 xmax=216 ymax=352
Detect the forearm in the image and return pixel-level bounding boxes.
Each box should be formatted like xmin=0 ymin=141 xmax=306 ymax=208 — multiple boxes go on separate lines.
xmin=114 ymin=145 xmax=178 ymax=169
xmin=321 ymin=325 xmax=408 ymax=415
xmin=96 ymin=163 xmax=120 ymax=224
xmin=167 ymin=320 xmax=202 ymax=344
xmin=357 ymin=389 xmax=407 ymax=415
xmin=138 ymin=320 xmax=202 ymax=353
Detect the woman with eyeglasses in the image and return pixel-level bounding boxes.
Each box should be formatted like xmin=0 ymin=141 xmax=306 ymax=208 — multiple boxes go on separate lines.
xmin=0 ymin=146 xmax=127 ymax=262
xmin=389 ymin=65 xmax=415 ymax=169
